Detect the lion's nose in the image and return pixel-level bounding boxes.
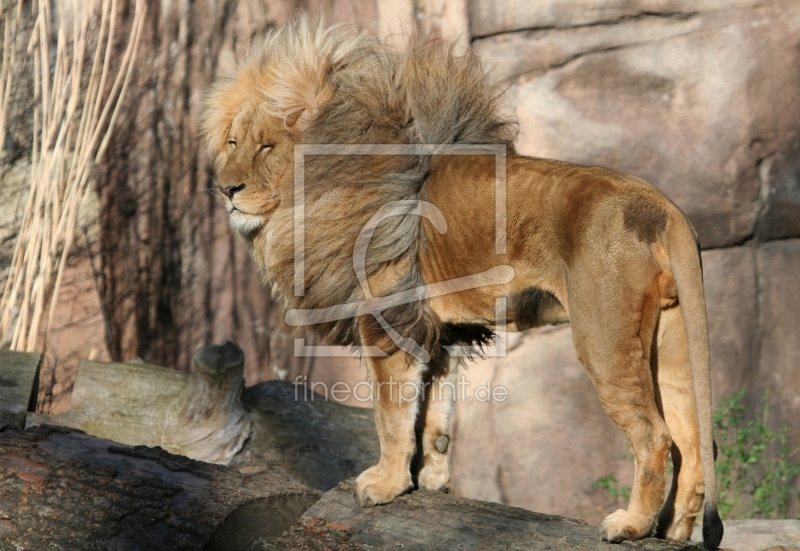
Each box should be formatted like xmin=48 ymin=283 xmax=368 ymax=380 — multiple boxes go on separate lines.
xmin=220 ymin=183 xmax=246 ymax=198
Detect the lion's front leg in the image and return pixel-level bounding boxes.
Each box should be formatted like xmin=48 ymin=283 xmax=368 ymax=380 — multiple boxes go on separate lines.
xmin=415 ymin=363 xmax=458 ymax=492
xmin=355 ymin=349 xmax=423 ymax=507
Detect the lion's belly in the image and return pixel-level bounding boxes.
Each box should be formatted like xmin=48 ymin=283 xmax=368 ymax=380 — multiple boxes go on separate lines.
xmin=426 ymin=280 xmax=570 ymax=332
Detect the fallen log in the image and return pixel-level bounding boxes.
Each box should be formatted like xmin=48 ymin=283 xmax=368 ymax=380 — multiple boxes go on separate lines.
xmin=0 ymin=350 xmax=40 ymax=428
xmin=2 ymin=349 xmax=710 ymax=551
xmin=26 ymin=342 xmax=253 ymax=465
xmin=25 ymin=342 xmax=380 ymax=492
xmin=234 ymin=379 xmax=379 ymax=491
xmin=0 ymin=424 xmax=320 ymax=551
xmin=255 ymin=479 xmax=705 ymax=551
xmin=0 ymin=425 xmax=706 ymax=551
xmin=168 ymin=341 xmax=253 ymax=464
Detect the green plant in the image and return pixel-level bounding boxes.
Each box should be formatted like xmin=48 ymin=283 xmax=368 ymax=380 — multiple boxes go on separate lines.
xmin=714 ymin=390 xmax=800 ymax=519
xmin=593 ymin=474 xmax=632 ymax=503
xmin=593 ymin=390 xmax=800 ymax=519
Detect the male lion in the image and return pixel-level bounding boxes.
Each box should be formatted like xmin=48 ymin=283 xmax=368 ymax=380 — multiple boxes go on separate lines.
xmin=200 ymin=15 xmax=723 ymax=549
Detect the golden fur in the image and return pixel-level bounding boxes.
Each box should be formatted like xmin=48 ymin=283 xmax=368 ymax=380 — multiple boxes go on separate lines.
xmin=200 ymin=15 xmax=723 ymax=549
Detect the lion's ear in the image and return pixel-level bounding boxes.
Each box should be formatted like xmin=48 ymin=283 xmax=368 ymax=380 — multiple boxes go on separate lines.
xmin=284 ymin=108 xmax=310 ymax=133
xmin=280 ymin=79 xmax=333 ymax=134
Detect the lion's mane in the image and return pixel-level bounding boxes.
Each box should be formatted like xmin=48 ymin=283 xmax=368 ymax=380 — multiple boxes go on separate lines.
xmin=203 ymin=16 xmax=517 ymax=354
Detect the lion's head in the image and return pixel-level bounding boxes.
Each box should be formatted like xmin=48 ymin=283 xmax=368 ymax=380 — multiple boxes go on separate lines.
xmin=200 ymin=14 xmax=517 ymax=348
xmin=203 ymin=100 xmax=291 ymax=234
xmin=200 ymin=17 xmax=363 ymax=236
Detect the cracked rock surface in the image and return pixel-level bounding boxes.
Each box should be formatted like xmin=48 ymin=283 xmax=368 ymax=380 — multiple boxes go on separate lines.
xmin=477 ymin=1 xmax=800 ymax=249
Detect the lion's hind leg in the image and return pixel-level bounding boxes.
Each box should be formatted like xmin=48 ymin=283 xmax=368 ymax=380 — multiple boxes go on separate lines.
xmin=654 ymin=303 xmax=705 ymax=541
xmin=569 ymin=269 xmax=671 ymax=542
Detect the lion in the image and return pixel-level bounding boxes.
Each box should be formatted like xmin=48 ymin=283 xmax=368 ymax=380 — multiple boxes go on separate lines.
xmin=200 ymin=15 xmax=723 ymax=550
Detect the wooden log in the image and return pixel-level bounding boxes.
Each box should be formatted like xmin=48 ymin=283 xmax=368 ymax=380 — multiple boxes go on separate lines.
xmin=25 ymin=359 xmax=186 ymax=446
xmin=293 ymin=487 xmax=704 ymax=551
xmin=26 ymin=342 xmax=253 ymax=465
xmin=0 ymin=424 xmax=320 ymax=551
xmin=0 ymin=350 xmax=40 ymax=428
xmin=253 ymin=479 xmax=705 ymax=551
xmin=235 ymin=380 xmax=380 ymax=491
xmin=164 ymin=341 xmax=253 ymax=464
xmin=1 ymin=351 xmax=710 ymax=550
xmin=26 ymin=342 xmax=380 ymax=491
xmin=0 ymin=424 xmax=705 ymax=551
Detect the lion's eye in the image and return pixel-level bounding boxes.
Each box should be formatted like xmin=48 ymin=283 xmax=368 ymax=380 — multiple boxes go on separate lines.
xmin=227 ymin=140 xmax=236 ymax=149
xmin=260 ymin=144 xmax=273 ymax=152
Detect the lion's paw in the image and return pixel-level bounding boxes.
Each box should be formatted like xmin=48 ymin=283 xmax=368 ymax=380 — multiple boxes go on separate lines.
xmin=417 ymin=456 xmax=451 ymax=493
xmin=661 ymin=521 xmax=693 ymax=542
xmin=354 ymin=464 xmax=413 ymax=507
xmin=599 ymin=509 xmax=654 ymax=543
xmin=657 ymin=511 xmax=696 ymax=542
xmin=417 ymin=467 xmax=450 ymax=493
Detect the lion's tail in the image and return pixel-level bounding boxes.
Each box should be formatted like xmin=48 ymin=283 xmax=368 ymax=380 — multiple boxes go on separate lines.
xmin=664 ymin=212 xmax=723 ymax=550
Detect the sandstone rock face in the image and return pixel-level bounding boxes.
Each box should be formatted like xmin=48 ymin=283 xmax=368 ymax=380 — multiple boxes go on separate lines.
xmin=468 ymin=0 xmax=764 ymax=38
xmin=701 ymin=247 xmax=758 ymax=402
xmin=752 ymin=240 xmax=800 ymax=434
xmin=475 ymin=1 xmax=800 ymax=249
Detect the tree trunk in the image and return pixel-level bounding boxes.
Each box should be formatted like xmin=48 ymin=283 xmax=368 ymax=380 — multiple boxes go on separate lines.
xmin=27 ymin=343 xmax=254 ymax=466
xmin=0 ymin=424 xmax=320 ymax=551
xmin=167 ymin=341 xmax=253 ymax=464
xmin=256 ymin=479 xmax=705 ymax=551
xmin=0 ymin=425 xmax=707 ymax=551
xmin=0 ymin=350 xmax=39 ymax=428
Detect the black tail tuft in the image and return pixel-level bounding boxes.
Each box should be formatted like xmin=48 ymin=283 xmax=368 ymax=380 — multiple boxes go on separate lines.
xmin=702 ymin=508 xmax=723 ymax=550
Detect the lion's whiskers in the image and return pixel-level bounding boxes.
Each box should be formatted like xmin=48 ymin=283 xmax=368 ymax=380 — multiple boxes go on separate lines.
xmin=206 ymin=177 xmax=223 ymax=198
